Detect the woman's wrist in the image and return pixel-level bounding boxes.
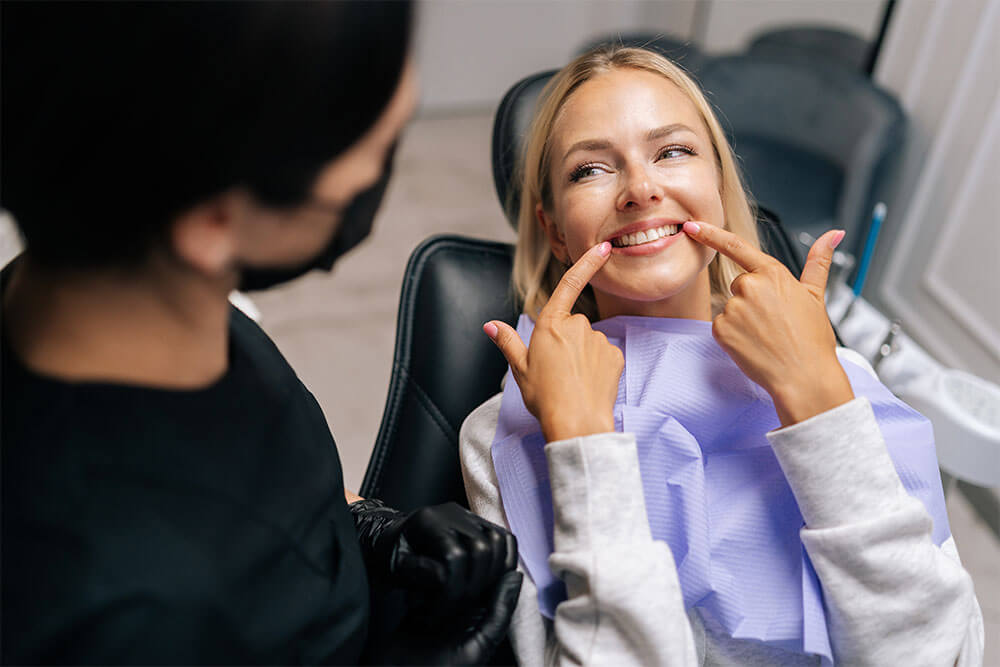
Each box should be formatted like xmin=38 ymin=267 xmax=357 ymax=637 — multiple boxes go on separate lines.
xmin=541 ymin=411 xmax=615 ymax=443
xmin=770 ymin=364 xmax=855 ymax=428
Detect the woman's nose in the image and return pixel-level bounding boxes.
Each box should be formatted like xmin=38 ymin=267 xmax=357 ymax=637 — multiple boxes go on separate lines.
xmin=617 ymin=165 xmax=664 ymax=211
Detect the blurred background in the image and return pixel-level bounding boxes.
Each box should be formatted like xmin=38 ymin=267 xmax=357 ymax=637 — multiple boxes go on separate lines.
xmin=1 ymin=0 xmax=997 ymax=658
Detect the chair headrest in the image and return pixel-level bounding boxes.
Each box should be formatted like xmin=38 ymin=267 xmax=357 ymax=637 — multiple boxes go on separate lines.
xmin=491 ymin=69 xmax=557 ymax=229
xmin=747 ymin=26 xmax=871 ymax=72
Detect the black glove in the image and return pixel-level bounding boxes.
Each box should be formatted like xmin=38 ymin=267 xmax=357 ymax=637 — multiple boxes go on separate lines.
xmin=372 ymin=569 xmax=523 ymax=665
xmin=350 ymin=500 xmax=522 ymax=664
xmin=350 ymin=500 xmax=518 ymax=608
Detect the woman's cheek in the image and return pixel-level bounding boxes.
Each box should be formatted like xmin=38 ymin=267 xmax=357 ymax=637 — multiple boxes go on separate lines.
xmin=668 ymin=164 xmax=724 ymax=223
xmin=560 ymin=199 xmax=606 ymax=255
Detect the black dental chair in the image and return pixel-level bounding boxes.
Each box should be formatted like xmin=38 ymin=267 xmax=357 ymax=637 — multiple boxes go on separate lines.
xmin=359 ymin=68 xmax=806 ymax=664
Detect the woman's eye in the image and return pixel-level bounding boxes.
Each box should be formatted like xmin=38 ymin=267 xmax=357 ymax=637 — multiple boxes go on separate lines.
xmin=569 ymin=163 xmax=606 ymax=182
xmin=657 ymin=145 xmax=695 ymax=160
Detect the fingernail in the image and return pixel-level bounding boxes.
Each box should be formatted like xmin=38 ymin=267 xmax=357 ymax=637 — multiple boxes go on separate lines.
xmin=483 ymin=322 xmax=498 ymax=339
xmin=829 ymin=230 xmax=846 ymax=249
xmin=683 ymin=221 xmax=700 ymax=234
xmin=597 ymin=241 xmax=611 ymax=256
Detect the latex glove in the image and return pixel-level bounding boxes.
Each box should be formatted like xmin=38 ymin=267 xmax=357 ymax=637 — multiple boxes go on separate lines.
xmin=682 ymin=221 xmax=855 ymax=426
xmin=371 ymin=569 xmax=523 ymax=665
xmin=484 ymin=242 xmax=622 ymax=442
xmin=350 ymin=499 xmax=518 ymax=610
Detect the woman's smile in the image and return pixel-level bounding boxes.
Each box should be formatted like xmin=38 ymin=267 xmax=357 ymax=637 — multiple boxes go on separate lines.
xmin=609 ymin=222 xmax=682 ymax=248
xmin=607 ymin=218 xmax=688 ymax=256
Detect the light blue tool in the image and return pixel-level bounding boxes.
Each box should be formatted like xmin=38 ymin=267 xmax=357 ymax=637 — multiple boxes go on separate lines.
xmin=853 ymin=202 xmax=887 ymax=297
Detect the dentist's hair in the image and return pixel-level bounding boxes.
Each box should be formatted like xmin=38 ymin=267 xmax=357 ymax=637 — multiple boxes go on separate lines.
xmin=1 ymin=1 xmax=412 ymax=270
xmin=512 ymin=46 xmax=760 ymax=319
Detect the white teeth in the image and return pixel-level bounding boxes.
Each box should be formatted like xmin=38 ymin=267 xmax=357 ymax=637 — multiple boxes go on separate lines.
xmin=612 ymin=224 xmax=680 ymax=247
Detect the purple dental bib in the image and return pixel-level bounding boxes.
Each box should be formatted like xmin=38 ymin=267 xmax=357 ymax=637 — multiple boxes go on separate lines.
xmin=491 ymin=315 xmax=949 ymax=663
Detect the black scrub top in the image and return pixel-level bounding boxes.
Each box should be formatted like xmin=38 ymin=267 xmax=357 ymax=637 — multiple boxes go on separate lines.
xmin=1 ymin=268 xmax=369 ymax=664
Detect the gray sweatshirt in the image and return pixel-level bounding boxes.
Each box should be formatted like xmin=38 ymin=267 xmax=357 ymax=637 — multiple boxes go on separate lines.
xmin=459 ymin=351 xmax=984 ymax=666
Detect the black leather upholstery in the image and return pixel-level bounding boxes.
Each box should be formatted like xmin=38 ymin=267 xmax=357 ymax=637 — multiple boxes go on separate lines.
xmin=491 ymin=69 xmax=558 ymax=226
xmin=755 ymin=206 xmax=803 ymax=277
xmin=360 ymin=236 xmax=518 ymax=512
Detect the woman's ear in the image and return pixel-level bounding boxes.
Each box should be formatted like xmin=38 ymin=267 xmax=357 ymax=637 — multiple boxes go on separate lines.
xmin=170 ymin=192 xmax=241 ymax=277
xmin=536 ymin=203 xmax=569 ymax=264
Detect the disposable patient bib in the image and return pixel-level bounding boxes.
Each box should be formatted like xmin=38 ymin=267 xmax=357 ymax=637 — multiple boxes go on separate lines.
xmin=491 ymin=315 xmax=949 ymax=662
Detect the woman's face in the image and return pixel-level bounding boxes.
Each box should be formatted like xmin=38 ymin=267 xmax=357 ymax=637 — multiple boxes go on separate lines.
xmin=542 ymin=67 xmax=723 ymax=320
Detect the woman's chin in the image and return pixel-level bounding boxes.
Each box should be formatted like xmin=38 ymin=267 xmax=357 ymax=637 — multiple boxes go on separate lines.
xmin=592 ymin=269 xmax=712 ymax=319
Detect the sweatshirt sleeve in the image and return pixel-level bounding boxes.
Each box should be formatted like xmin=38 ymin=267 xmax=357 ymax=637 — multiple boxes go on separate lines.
xmin=767 ymin=396 xmax=984 ymax=666
xmin=460 ymin=394 xmax=699 ymax=667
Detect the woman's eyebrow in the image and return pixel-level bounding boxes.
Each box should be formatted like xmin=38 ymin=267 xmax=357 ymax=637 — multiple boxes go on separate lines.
xmin=646 ymin=123 xmax=696 ymax=142
xmin=562 ymin=138 xmax=613 ymax=162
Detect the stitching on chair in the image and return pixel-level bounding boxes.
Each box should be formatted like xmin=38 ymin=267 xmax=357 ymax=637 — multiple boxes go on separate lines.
xmin=363 ymin=236 xmax=513 ymax=498
xmin=401 ymin=366 xmax=459 ymax=444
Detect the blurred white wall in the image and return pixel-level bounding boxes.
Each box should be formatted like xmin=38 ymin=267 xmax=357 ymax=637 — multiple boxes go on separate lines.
xmin=414 ymin=0 xmax=697 ymax=113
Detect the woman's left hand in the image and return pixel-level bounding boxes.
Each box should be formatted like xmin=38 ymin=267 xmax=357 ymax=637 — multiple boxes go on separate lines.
xmin=682 ymin=221 xmax=855 ymax=428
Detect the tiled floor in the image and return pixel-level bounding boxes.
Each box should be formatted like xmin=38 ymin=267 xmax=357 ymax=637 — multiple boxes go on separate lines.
xmin=250 ymin=110 xmax=998 ymax=664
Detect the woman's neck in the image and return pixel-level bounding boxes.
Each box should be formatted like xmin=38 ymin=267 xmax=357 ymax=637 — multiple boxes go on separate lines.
xmin=3 ymin=254 xmax=236 ymax=389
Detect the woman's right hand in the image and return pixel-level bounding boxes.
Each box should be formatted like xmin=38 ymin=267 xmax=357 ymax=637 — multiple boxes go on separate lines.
xmin=484 ymin=242 xmax=623 ymax=443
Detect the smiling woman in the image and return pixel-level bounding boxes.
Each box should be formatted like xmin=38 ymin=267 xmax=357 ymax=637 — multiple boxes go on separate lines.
xmin=460 ymin=46 xmax=984 ymax=666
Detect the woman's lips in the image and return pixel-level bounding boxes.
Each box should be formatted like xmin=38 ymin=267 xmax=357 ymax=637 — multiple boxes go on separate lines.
xmin=605 ymin=219 xmax=689 ymax=256
xmin=610 ymin=229 xmax=686 ymax=256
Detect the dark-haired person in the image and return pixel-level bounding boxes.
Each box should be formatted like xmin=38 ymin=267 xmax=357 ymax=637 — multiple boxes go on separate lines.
xmin=0 ymin=2 xmax=520 ymax=664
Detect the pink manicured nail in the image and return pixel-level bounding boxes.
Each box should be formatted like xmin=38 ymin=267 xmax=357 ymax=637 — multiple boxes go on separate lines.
xmin=829 ymin=230 xmax=846 ymax=249
xmin=483 ymin=322 xmax=499 ymax=339
xmin=597 ymin=241 xmax=611 ymax=256
xmin=683 ymin=221 xmax=700 ymax=234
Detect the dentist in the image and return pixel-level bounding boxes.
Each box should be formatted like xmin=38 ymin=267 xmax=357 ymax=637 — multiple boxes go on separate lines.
xmin=1 ymin=2 xmax=520 ymax=664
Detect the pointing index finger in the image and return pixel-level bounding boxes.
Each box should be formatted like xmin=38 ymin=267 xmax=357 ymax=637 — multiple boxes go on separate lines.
xmin=682 ymin=221 xmax=771 ymax=273
xmin=543 ymin=242 xmax=612 ymax=316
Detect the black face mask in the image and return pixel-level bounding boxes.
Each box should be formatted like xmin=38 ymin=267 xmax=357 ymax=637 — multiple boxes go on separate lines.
xmin=239 ymin=145 xmax=396 ymax=291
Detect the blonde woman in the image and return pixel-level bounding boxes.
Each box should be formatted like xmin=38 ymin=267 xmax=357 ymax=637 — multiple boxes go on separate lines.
xmin=460 ymin=48 xmax=983 ymax=666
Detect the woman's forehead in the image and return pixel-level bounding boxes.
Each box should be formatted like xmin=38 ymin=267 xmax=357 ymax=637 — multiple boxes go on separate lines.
xmin=552 ymin=69 xmax=706 ymax=149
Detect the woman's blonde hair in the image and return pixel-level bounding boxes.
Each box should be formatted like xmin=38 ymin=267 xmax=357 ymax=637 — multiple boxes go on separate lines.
xmin=512 ymin=46 xmax=760 ymax=319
